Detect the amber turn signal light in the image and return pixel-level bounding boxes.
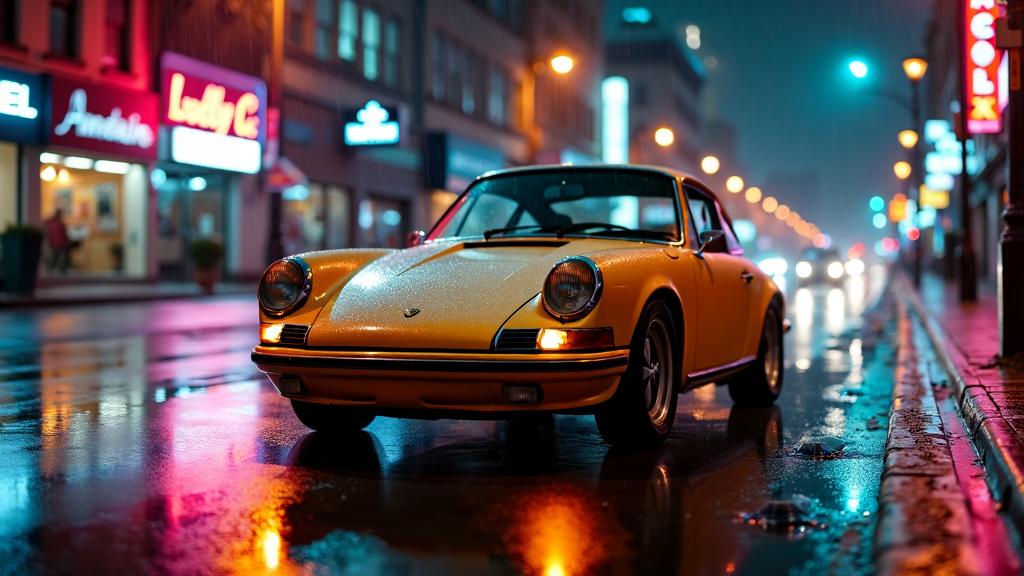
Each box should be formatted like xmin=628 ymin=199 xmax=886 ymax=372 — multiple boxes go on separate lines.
xmin=536 ymin=328 xmax=614 ymax=351
xmin=260 ymin=323 xmax=284 ymax=344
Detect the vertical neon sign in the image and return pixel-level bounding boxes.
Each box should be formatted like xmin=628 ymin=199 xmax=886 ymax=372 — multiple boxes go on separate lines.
xmin=965 ymin=0 xmax=1004 ymax=134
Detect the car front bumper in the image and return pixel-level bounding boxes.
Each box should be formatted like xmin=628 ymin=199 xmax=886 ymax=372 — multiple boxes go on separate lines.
xmin=251 ymin=346 xmax=630 ymax=414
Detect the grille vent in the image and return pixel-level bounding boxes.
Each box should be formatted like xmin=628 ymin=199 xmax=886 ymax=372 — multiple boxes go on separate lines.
xmin=494 ymin=328 xmax=540 ymax=351
xmin=278 ymin=324 xmax=310 ymax=347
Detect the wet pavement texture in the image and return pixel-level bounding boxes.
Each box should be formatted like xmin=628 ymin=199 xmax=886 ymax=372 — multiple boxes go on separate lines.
xmin=0 ymin=273 xmax=895 ymax=575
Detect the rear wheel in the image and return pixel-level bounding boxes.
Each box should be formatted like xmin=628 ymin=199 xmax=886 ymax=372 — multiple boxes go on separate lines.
xmin=595 ymin=299 xmax=678 ymax=447
xmin=290 ymin=400 xmax=376 ymax=434
xmin=728 ymin=304 xmax=784 ymax=405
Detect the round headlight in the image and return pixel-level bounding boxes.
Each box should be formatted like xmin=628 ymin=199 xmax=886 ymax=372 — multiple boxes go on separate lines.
xmin=259 ymin=258 xmax=311 ymax=316
xmin=543 ymin=256 xmax=602 ymax=320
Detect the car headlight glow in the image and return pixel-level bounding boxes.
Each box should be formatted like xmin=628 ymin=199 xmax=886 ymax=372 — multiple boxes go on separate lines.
xmin=827 ymin=261 xmax=845 ymax=279
xmin=259 ymin=257 xmax=312 ymax=316
xmin=795 ymin=261 xmax=813 ymax=279
xmin=543 ymin=256 xmax=602 ymax=320
xmin=844 ymin=258 xmax=865 ymax=277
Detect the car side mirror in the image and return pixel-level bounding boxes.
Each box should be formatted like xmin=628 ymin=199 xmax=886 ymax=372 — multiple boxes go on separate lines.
xmin=696 ymin=230 xmax=727 ymax=259
xmin=406 ymin=230 xmax=426 ymax=247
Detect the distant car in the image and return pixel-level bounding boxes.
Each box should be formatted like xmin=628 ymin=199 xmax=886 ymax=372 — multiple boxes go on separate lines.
xmin=252 ymin=165 xmax=786 ymax=446
xmin=794 ymin=248 xmax=845 ymax=286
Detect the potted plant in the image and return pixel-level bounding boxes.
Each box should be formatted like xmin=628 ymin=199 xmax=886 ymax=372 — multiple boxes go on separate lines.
xmin=109 ymin=242 xmax=124 ymax=271
xmin=1 ymin=224 xmax=44 ymax=294
xmin=190 ymin=239 xmax=224 ymax=295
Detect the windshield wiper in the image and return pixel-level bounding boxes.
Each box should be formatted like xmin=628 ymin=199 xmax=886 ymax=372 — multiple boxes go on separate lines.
xmin=482 ymin=224 xmax=558 ymax=239
xmin=555 ymin=222 xmax=675 ymax=241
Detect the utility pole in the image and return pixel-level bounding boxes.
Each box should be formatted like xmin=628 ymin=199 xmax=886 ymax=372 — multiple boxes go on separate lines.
xmin=1001 ymin=0 xmax=1024 ymax=355
xmin=959 ymin=0 xmax=979 ymax=302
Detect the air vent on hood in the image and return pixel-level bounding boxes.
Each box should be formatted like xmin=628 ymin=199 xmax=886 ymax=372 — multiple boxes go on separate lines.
xmin=462 ymin=240 xmax=567 ymax=249
xmin=278 ymin=324 xmax=309 ymax=347
xmin=494 ymin=328 xmax=540 ymax=352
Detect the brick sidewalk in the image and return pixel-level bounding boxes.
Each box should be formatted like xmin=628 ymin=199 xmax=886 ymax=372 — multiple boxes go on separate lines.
xmin=906 ymin=273 xmax=1024 ymax=534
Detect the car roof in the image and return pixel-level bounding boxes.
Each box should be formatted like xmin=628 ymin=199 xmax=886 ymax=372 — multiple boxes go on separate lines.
xmin=475 ymin=164 xmax=711 ymax=193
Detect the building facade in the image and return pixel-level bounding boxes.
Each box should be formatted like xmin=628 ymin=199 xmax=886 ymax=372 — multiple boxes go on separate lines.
xmin=1 ymin=0 xmax=605 ymax=287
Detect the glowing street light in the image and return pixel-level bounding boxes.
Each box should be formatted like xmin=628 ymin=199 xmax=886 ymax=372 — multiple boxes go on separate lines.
xmin=745 ymin=187 xmax=762 ymax=204
xmin=653 ymin=127 xmax=675 ymax=147
xmin=700 ymin=155 xmax=720 ymax=175
xmin=893 ymin=160 xmax=912 ymax=180
xmin=775 ymin=204 xmax=791 ymax=220
xmin=726 ymin=176 xmax=744 ymax=194
xmin=549 ymin=54 xmax=575 ymax=75
xmin=898 ymin=129 xmax=919 ymax=149
xmin=902 ymin=57 xmax=928 ymax=82
xmin=762 ymin=196 xmax=778 ymax=213
xmin=848 ymin=59 xmax=869 ymax=79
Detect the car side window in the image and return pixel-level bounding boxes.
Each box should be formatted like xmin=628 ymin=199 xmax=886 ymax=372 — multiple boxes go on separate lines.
xmin=684 ymin=187 xmax=723 ymax=242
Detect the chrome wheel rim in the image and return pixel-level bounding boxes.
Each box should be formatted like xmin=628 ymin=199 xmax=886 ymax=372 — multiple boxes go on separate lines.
xmin=642 ymin=318 xmax=673 ymax=428
xmin=763 ymin=315 xmax=781 ymax=394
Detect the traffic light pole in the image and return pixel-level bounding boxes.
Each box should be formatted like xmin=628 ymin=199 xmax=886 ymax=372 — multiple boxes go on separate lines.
xmin=1002 ymin=0 xmax=1024 ymax=356
xmin=959 ymin=1 xmax=979 ymax=302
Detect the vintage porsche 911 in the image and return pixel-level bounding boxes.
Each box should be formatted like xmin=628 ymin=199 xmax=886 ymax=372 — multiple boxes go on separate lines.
xmin=252 ymin=165 xmax=785 ymax=446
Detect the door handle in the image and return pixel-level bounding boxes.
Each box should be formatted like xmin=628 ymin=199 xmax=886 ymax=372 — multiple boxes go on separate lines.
xmin=740 ymin=271 xmax=754 ymax=284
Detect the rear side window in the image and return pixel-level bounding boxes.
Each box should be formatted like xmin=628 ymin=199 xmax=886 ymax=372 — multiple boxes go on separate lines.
xmin=684 ymin=186 xmax=744 ymax=255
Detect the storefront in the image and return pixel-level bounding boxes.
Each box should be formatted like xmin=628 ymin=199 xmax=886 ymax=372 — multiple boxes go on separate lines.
xmin=424 ymin=132 xmax=506 ymax=224
xmin=155 ymin=52 xmax=267 ymax=280
xmin=40 ymin=75 xmax=158 ymax=279
xmin=0 ymin=65 xmax=46 ymax=231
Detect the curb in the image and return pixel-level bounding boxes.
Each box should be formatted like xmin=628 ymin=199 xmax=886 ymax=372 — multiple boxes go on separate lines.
xmin=901 ymin=278 xmax=1024 ymax=537
xmin=874 ymin=294 xmax=979 ymax=575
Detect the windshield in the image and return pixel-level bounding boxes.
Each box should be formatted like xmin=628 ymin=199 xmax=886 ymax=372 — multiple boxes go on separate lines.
xmin=429 ymin=170 xmax=680 ymax=243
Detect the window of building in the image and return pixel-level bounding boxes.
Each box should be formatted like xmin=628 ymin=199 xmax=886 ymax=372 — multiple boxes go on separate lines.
xmin=338 ymin=0 xmax=357 ymax=61
xmin=361 ymin=7 xmax=380 ymax=80
xmin=49 ymin=0 xmax=79 ymax=58
xmin=0 ymin=0 xmax=17 ymax=44
xmin=432 ymin=32 xmax=446 ymax=101
xmin=286 ymin=0 xmax=305 ymax=46
xmin=488 ymin=67 xmax=506 ymax=126
xmin=462 ymin=51 xmax=478 ymax=115
xmin=315 ymin=0 xmax=333 ymax=60
xmin=102 ymin=0 xmax=130 ymax=71
xmin=446 ymin=41 xmax=462 ymax=109
xmin=383 ymin=18 xmax=400 ymax=88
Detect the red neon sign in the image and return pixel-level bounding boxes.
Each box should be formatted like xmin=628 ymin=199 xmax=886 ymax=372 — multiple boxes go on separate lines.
xmin=965 ymin=0 xmax=1003 ymax=134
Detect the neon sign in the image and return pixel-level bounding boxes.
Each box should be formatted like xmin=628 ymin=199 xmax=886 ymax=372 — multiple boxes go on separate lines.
xmin=50 ymin=76 xmax=159 ymax=160
xmin=965 ymin=0 xmax=1003 ymax=134
xmin=160 ymin=52 xmax=267 ymax=172
xmin=343 ymin=100 xmax=400 ymax=146
xmin=166 ymin=72 xmax=260 ymax=140
xmin=0 ymin=80 xmax=37 ymax=119
xmin=54 ymin=89 xmax=155 ymax=149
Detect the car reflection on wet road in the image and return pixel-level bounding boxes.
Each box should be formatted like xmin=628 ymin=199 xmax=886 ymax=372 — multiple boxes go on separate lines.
xmin=0 ymin=270 xmax=893 ymax=574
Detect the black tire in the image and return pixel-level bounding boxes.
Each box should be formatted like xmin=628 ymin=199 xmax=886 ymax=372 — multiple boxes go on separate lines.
xmin=290 ymin=400 xmax=376 ymax=433
xmin=595 ymin=299 xmax=679 ymax=447
xmin=728 ymin=303 xmax=784 ymax=405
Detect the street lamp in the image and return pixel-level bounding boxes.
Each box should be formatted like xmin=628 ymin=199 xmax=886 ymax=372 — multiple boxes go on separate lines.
xmin=893 ymin=160 xmax=912 ymax=180
xmin=653 ymin=126 xmax=675 ymax=147
xmin=762 ymin=196 xmax=778 ymax=213
xmin=549 ymin=54 xmax=575 ymax=75
xmin=700 ymin=155 xmax=720 ymax=175
xmin=725 ymin=176 xmax=744 ymax=194
xmin=902 ymin=57 xmax=928 ymax=82
xmin=745 ymin=187 xmax=762 ymax=203
xmin=848 ymin=59 xmax=869 ymax=79
xmin=898 ymin=129 xmax=919 ymax=149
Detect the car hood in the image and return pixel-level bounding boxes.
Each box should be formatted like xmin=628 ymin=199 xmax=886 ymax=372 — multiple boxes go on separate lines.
xmin=306 ymin=238 xmax=621 ymax=350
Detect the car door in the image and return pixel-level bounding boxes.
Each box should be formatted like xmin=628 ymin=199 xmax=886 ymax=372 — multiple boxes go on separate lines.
xmin=684 ymin=185 xmax=755 ymax=372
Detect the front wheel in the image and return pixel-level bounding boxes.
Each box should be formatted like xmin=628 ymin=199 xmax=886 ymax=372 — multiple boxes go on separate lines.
xmin=290 ymin=400 xmax=376 ymax=434
xmin=728 ymin=304 xmax=784 ymax=405
xmin=595 ymin=299 xmax=678 ymax=447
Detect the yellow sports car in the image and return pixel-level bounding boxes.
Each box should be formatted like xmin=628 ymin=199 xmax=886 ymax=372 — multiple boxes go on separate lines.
xmin=252 ymin=165 xmax=785 ymax=446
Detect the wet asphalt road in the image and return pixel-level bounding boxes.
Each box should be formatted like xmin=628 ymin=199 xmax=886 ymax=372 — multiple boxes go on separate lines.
xmin=0 ymin=271 xmax=894 ymax=575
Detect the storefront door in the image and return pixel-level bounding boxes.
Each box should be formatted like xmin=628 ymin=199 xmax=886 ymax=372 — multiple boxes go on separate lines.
xmin=156 ymin=171 xmax=229 ymax=280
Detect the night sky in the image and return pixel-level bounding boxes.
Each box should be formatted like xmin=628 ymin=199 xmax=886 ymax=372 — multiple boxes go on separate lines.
xmin=605 ymin=0 xmax=935 ymax=248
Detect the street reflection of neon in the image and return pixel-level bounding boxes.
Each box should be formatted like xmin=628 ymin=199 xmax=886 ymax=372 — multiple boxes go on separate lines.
xmin=826 ymin=289 xmax=845 ymax=333
xmin=693 ymin=383 xmax=716 ymax=404
xmin=847 ymin=275 xmax=866 ymax=313
xmin=503 ymin=487 xmax=622 ymax=576
xmin=794 ymin=289 xmax=814 ymax=328
xmin=846 ymin=486 xmax=861 ymax=513
xmin=263 ymin=527 xmax=281 ymax=569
